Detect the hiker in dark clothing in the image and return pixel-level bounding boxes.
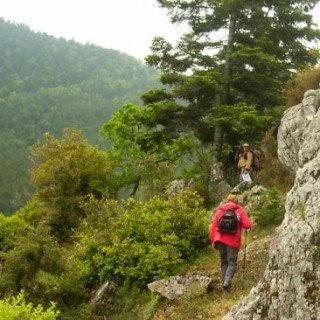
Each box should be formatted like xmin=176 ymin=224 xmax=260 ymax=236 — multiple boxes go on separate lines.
xmin=209 ymin=194 xmax=252 ymax=292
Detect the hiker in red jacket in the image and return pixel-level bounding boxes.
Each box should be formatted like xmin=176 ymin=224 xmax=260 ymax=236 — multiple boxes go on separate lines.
xmin=209 ymin=194 xmax=252 ymax=292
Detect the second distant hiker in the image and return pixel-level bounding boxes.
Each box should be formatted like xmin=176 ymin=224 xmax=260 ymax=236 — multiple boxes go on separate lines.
xmin=237 ymin=142 xmax=253 ymax=182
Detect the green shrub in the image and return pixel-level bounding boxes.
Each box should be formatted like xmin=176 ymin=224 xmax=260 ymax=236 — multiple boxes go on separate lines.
xmin=0 ymin=213 xmax=28 ymax=251
xmin=0 ymin=224 xmax=87 ymax=308
xmin=142 ymin=294 xmax=161 ymax=320
xmin=15 ymin=198 xmax=47 ymax=227
xmin=74 ymin=196 xmax=123 ymax=287
xmin=97 ymin=189 xmax=209 ymax=285
xmin=0 ymin=292 xmax=59 ymax=320
xmin=30 ymin=128 xmax=116 ymax=241
xmin=252 ymin=188 xmax=285 ymax=228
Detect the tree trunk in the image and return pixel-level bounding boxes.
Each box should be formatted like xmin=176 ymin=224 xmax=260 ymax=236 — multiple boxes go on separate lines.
xmin=212 ymin=13 xmax=235 ymax=162
xmin=130 ymin=176 xmax=141 ymax=197
xmin=212 ymin=124 xmax=223 ymax=162
xmin=222 ymin=13 xmax=235 ymax=105
xmin=209 ymin=14 xmax=235 ymax=199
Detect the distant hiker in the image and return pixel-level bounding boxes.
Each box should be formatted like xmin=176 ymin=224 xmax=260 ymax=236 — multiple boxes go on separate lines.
xmin=237 ymin=142 xmax=253 ymax=182
xmin=209 ymin=194 xmax=252 ymax=292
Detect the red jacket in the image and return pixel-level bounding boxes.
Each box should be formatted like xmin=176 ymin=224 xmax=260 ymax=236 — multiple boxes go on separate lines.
xmin=209 ymin=202 xmax=252 ymax=249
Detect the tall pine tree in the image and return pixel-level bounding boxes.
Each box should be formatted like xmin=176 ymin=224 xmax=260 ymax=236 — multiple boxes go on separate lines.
xmin=144 ymin=0 xmax=320 ymax=160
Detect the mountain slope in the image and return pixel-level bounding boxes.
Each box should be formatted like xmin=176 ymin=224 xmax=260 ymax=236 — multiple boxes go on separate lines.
xmin=0 ymin=18 xmax=160 ymax=213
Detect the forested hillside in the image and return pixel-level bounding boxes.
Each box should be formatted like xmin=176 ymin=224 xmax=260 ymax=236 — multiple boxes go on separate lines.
xmin=0 ymin=18 xmax=159 ymax=214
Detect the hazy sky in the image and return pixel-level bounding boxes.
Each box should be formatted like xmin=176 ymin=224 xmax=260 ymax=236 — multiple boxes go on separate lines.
xmin=0 ymin=0 xmax=319 ymax=61
xmin=0 ymin=0 xmax=188 ymax=60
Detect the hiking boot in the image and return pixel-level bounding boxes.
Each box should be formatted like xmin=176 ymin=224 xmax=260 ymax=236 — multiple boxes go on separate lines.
xmin=223 ymin=281 xmax=231 ymax=292
xmin=222 ymin=284 xmax=230 ymax=292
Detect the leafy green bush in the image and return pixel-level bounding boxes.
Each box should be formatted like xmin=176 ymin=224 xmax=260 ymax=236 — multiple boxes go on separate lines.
xmin=74 ymin=196 xmax=123 ymax=287
xmin=15 ymin=198 xmax=47 ymax=227
xmin=0 ymin=224 xmax=87 ymax=308
xmin=252 ymin=187 xmax=285 ymax=228
xmin=0 ymin=292 xmax=59 ymax=319
xmin=30 ymin=128 xmax=116 ymax=241
xmin=96 ymin=190 xmax=209 ymax=285
xmin=0 ymin=213 xmax=28 ymax=251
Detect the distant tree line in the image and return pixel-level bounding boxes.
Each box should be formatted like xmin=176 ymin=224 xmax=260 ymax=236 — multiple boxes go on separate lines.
xmin=0 ymin=18 xmax=160 ymax=214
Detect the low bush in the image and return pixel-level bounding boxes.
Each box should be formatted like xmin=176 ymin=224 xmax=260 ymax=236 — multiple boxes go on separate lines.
xmin=256 ymin=132 xmax=294 ymax=193
xmin=0 ymin=213 xmax=27 ymax=251
xmin=74 ymin=196 xmax=123 ymax=287
xmin=96 ymin=189 xmax=209 ymax=286
xmin=0 ymin=224 xmax=87 ymax=308
xmin=252 ymin=187 xmax=285 ymax=228
xmin=0 ymin=292 xmax=59 ymax=320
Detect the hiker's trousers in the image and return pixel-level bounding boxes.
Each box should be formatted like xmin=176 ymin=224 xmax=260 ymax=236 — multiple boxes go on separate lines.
xmin=216 ymin=241 xmax=239 ymax=286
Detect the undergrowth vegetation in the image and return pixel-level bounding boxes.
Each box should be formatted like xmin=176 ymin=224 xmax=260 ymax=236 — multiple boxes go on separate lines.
xmin=77 ymin=190 xmax=209 ymax=287
xmin=285 ymin=67 xmax=320 ymax=108
xmin=256 ymin=131 xmax=294 ymax=193
xmin=0 ymin=292 xmax=60 ymax=320
xmin=0 ymin=126 xmax=291 ymax=319
xmin=252 ymin=187 xmax=285 ymax=228
xmin=0 ymin=121 xmax=293 ymax=320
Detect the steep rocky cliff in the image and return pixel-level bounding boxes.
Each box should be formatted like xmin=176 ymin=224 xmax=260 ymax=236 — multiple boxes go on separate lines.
xmin=223 ymin=88 xmax=320 ymax=319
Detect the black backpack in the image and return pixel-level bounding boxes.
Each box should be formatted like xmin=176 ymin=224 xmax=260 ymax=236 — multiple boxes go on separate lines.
xmin=218 ymin=209 xmax=238 ymax=234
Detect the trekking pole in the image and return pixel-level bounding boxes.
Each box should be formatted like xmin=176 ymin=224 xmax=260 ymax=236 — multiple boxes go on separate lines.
xmin=242 ymin=229 xmax=247 ymax=278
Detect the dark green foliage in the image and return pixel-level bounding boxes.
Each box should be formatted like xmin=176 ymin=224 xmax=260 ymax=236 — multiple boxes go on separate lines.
xmin=256 ymin=132 xmax=294 ymax=192
xmin=142 ymin=0 xmax=320 ymax=163
xmin=0 ymin=18 xmax=159 ymax=214
xmin=74 ymin=197 xmax=123 ymax=287
xmin=0 ymin=224 xmax=64 ymax=298
xmin=0 ymin=223 xmax=88 ymax=311
xmin=252 ymin=188 xmax=285 ymax=228
xmin=0 ymin=198 xmax=46 ymax=251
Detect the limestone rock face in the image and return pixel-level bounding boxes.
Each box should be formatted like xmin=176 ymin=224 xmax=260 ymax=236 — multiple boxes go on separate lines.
xmin=223 ymin=88 xmax=320 ymax=320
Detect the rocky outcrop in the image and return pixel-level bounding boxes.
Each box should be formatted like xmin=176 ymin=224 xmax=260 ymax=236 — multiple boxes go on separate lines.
xmin=147 ymin=272 xmax=215 ymax=300
xmin=223 ymin=88 xmax=320 ymax=319
xmin=164 ymin=179 xmax=194 ymax=197
xmin=90 ymin=281 xmax=117 ymax=314
xmin=209 ymin=162 xmax=232 ymax=202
